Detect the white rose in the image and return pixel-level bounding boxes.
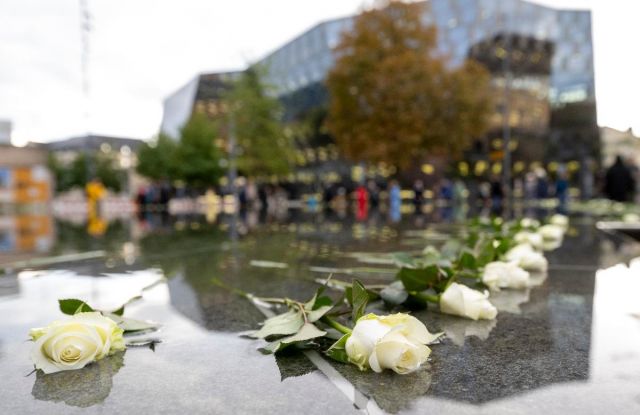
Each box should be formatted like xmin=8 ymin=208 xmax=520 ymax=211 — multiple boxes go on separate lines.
xmin=368 ymin=330 xmax=431 ymax=374
xmin=482 ymin=261 xmax=530 ymax=291
xmin=505 ymin=244 xmax=548 ymax=272
xmin=538 ymin=224 xmax=564 ymax=241
xmin=30 ymin=312 xmax=125 ymax=374
xmin=345 ymin=313 xmax=439 ymax=374
xmin=549 ymin=214 xmax=569 ymax=228
xmin=439 ymin=283 xmax=498 ymax=320
xmin=514 ymin=231 xmax=543 ymax=250
xmin=520 ymin=218 xmax=540 ymax=229
xmin=542 ymin=238 xmax=562 ymax=252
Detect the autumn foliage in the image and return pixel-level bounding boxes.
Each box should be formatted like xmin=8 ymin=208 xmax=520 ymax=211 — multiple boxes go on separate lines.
xmin=326 ymin=0 xmax=493 ymax=169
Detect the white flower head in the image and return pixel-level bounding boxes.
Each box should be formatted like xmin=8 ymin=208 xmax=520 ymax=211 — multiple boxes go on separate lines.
xmin=514 ymin=231 xmax=543 ymax=250
xmin=439 ymin=283 xmax=498 ymax=320
xmin=520 ymin=218 xmax=540 ymax=229
xmin=345 ymin=313 xmax=439 ymax=374
xmin=538 ymin=224 xmax=565 ymax=241
xmin=482 ymin=261 xmax=530 ymax=291
xmin=505 ymin=243 xmax=548 ymax=272
xmin=549 ymin=214 xmax=569 ymax=228
xmin=30 ymin=312 xmax=125 ymax=374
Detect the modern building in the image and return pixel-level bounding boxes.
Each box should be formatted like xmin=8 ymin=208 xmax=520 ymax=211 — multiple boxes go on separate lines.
xmin=0 ymin=144 xmax=52 ymax=205
xmin=46 ymin=135 xmax=145 ymax=194
xmin=161 ymin=0 xmax=597 ymax=185
xmin=161 ymin=72 xmax=241 ymax=140
xmin=0 ymin=120 xmax=11 ymax=145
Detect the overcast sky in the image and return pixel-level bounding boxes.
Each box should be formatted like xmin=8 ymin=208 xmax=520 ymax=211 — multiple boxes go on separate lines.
xmin=1 ymin=0 xmax=638 ymax=145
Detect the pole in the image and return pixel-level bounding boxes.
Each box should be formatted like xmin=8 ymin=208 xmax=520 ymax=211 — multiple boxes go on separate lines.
xmin=228 ymin=114 xmax=239 ymax=241
xmin=502 ymin=33 xmax=512 ymax=214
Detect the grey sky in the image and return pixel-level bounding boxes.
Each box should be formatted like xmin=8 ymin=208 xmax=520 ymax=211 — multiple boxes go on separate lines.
xmin=0 ymin=0 xmax=638 ymax=145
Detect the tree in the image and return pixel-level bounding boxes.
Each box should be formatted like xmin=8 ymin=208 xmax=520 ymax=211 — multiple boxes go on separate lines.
xmin=94 ymin=154 xmax=126 ymax=192
xmin=226 ymin=66 xmax=292 ymax=177
xmin=136 ymin=133 xmax=178 ymax=181
xmin=326 ymin=0 xmax=492 ymax=169
xmin=173 ymin=114 xmax=225 ymax=189
xmin=48 ymin=152 xmax=124 ymax=193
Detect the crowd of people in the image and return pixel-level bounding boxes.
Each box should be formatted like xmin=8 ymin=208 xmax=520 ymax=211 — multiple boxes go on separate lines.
xmin=134 ymin=156 xmax=639 ymax=214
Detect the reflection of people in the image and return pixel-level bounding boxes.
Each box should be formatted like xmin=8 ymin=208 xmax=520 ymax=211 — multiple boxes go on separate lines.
xmin=32 ymin=352 xmax=124 ymax=408
xmin=604 ymin=155 xmax=635 ymax=202
xmin=555 ymin=167 xmax=569 ymax=209
xmin=389 ymin=180 xmax=401 ymax=222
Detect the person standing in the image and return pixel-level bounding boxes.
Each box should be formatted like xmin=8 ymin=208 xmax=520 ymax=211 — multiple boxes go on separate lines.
xmin=604 ymin=155 xmax=635 ymax=202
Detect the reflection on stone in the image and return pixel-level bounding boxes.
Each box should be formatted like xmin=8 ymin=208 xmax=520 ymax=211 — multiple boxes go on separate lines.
xmin=528 ymin=271 xmax=548 ymax=287
xmin=0 ymin=273 xmax=19 ymax=297
xmin=274 ymin=351 xmax=318 ymax=381
xmin=490 ymin=289 xmax=530 ymax=314
xmin=438 ymin=315 xmax=497 ymax=347
xmin=427 ymin=270 xmax=593 ymax=404
xmin=331 ymin=362 xmax=432 ymax=413
xmin=31 ymin=352 xmax=124 ymax=408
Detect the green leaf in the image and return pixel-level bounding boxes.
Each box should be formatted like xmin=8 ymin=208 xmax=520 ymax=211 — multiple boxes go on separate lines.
xmin=325 ymin=333 xmax=351 ymax=364
xmin=111 ymin=295 xmax=143 ymax=316
xmin=58 ymin=299 xmax=94 ymax=315
xmin=351 ymin=280 xmax=369 ymax=323
xmin=379 ymin=281 xmax=409 ymax=305
xmin=248 ymin=310 xmax=304 ymax=339
xmin=307 ymin=305 xmax=333 ymax=323
xmin=457 ymin=250 xmax=477 ymax=270
xmin=474 ymin=238 xmax=496 ymax=267
xmin=262 ymin=323 xmax=327 ymax=354
xmin=304 ymin=286 xmax=329 ymax=311
xmin=391 ymin=252 xmax=415 ymax=268
xmin=398 ymin=264 xmax=443 ymax=292
xmin=104 ymin=313 xmax=160 ymax=333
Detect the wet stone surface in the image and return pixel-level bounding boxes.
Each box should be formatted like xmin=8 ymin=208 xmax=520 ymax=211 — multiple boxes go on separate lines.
xmin=1 ymin=213 xmax=640 ymax=414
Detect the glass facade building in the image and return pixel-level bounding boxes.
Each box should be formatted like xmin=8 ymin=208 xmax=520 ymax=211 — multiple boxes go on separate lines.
xmin=258 ymin=0 xmax=595 ymax=108
xmin=161 ymin=0 xmax=597 ymax=186
xmin=256 ymin=0 xmax=597 ymax=172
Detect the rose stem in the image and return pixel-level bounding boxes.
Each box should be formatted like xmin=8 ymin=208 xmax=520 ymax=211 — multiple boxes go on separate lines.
xmin=320 ymin=316 xmax=352 ymax=335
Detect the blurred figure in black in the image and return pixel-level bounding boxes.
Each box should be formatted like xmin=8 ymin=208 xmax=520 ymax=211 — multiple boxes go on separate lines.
xmin=489 ymin=174 xmax=503 ymax=212
xmin=604 ymin=155 xmax=635 ymax=202
xmin=412 ymin=179 xmax=424 ymax=210
xmin=367 ymin=180 xmax=380 ymax=209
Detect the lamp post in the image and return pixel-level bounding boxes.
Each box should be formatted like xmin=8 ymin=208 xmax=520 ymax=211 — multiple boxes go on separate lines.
xmin=501 ymin=33 xmax=513 ymax=214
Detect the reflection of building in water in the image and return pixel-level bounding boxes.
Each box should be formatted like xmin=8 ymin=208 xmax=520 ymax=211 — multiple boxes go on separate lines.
xmin=0 ymin=144 xmax=52 ymax=204
xmin=0 ymin=215 xmax=53 ymax=265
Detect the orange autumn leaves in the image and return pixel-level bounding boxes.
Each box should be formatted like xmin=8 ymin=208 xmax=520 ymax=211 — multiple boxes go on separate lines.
xmin=327 ymin=0 xmax=493 ymax=169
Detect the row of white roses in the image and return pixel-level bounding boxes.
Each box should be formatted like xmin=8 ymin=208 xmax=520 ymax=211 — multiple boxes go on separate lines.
xmin=439 ymin=214 xmax=568 ymax=321
xmin=29 ymin=215 xmax=569 ymax=376
xmin=341 ymin=214 xmax=569 ymax=373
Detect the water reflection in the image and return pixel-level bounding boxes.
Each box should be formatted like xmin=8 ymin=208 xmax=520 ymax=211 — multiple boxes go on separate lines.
xmin=31 ymin=352 xmax=124 ymax=408
xmin=3 ymin=209 xmax=640 ymax=411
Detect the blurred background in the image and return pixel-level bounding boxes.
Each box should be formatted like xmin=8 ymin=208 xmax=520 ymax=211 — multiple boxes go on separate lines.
xmin=0 ymin=0 xmax=639 ymax=266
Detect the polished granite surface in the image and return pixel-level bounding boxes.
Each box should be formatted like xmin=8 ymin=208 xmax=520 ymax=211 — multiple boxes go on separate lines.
xmin=1 ymin=213 xmax=640 ymax=414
